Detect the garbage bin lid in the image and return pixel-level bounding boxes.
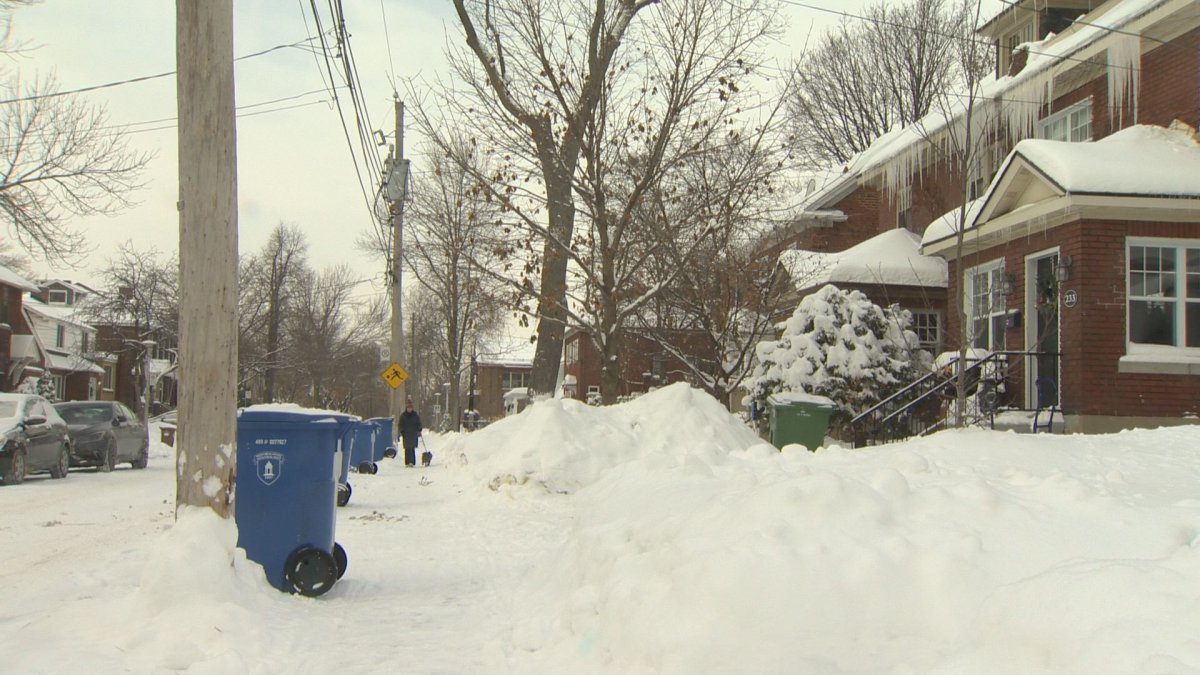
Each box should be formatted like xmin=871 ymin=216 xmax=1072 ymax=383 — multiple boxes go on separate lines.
xmin=767 ymin=392 xmax=837 ymax=409
xmin=239 ymin=404 xmax=359 ymax=426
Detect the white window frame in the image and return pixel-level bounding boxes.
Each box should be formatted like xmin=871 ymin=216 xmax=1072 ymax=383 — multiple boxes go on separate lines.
xmin=911 ymin=310 xmax=942 ymax=351
xmin=47 ymin=289 xmax=68 ymax=304
xmin=966 ymin=259 xmax=1008 ymax=352
xmin=55 ymin=324 xmax=65 ymax=348
xmin=565 ymin=340 xmax=579 ymax=366
xmin=1126 ymin=238 xmax=1200 ymax=352
xmin=1037 ymin=98 xmax=1092 ymax=142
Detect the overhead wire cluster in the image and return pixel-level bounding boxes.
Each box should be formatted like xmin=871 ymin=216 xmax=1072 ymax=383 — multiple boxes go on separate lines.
xmin=300 ymin=0 xmax=390 ymax=234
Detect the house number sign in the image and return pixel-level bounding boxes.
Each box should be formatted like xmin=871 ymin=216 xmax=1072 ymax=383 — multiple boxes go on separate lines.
xmin=1063 ymin=289 xmax=1078 ymax=307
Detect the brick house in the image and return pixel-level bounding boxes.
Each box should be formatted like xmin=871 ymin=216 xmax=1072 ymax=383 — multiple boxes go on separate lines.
xmin=775 ymin=0 xmax=1200 ymax=435
xmin=562 ymin=328 xmax=711 ymax=403
xmin=0 ymin=264 xmax=40 ymax=392
xmin=471 ymin=359 xmax=533 ymax=422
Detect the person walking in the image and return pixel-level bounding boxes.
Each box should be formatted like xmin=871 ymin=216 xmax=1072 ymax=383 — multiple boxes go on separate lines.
xmin=399 ymin=398 xmax=423 ymax=467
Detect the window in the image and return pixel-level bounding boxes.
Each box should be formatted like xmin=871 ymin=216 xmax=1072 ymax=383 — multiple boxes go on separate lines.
xmin=967 ymin=153 xmax=993 ymax=201
xmin=651 ymin=355 xmax=665 ymax=380
xmin=1038 ymin=99 xmax=1092 ymax=142
xmin=912 ymin=311 xmax=942 ymax=351
xmin=47 ymin=289 xmax=68 ymax=304
xmin=81 ymin=332 xmax=89 ymax=354
xmin=896 ymin=184 xmax=913 ymax=231
xmin=1127 ymin=241 xmax=1200 ymax=348
xmin=587 ymin=385 xmax=600 ymax=395
xmin=967 ymin=260 xmax=1008 ymax=351
xmin=565 ymin=340 xmax=579 ymax=366
xmin=51 ymin=375 xmax=65 ymax=400
xmin=102 ymin=364 xmax=115 ymax=391
xmin=55 ymin=325 xmax=65 ymax=348
xmin=501 ymin=371 xmax=529 ymax=390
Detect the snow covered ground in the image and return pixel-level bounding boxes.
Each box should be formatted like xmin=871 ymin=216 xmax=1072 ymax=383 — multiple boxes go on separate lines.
xmin=2 ymin=382 xmax=1199 ymax=673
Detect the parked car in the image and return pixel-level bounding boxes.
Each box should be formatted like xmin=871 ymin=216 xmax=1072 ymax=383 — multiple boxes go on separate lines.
xmin=53 ymin=401 xmax=149 ymax=471
xmin=0 ymin=393 xmax=72 ymax=485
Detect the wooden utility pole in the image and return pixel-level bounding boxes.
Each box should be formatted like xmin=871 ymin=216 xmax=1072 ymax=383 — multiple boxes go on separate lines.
xmin=175 ymin=1 xmax=238 ymax=517
xmin=386 ymin=100 xmax=409 ymax=438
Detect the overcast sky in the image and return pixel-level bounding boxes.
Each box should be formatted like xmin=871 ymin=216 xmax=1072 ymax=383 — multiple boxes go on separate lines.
xmin=13 ymin=0 xmax=1005 ymax=292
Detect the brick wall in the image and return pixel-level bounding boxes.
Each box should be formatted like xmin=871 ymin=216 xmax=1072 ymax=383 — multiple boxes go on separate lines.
xmin=945 ymin=219 xmax=1200 ymax=419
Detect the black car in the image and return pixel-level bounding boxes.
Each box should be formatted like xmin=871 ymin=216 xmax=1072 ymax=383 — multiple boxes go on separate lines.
xmin=0 ymin=393 xmax=72 ymax=485
xmin=53 ymin=401 xmax=149 ymax=471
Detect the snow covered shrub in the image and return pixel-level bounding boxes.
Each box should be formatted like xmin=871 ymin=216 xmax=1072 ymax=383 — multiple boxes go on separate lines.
xmin=748 ymin=285 xmax=928 ymax=433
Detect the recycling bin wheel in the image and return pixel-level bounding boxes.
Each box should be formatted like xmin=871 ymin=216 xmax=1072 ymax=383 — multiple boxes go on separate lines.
xmin=333 ymin=541 xmax=348 ymax=580
xmin=371 ymin=462 xmax=379 ymax=474
xmin=337 ymin=482 xmax=351 ymax=507
xmin=357 ymin=460 xmax=374 ymax=475
xmin=383 ymin=447 xmax=397 ymax=459
xmin=284 ymin=546 xmax=338 ymax=597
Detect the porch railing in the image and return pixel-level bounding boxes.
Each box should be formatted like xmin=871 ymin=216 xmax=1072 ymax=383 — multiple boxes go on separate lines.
xmin=848 ymin=350 xmax=1062 ymax=447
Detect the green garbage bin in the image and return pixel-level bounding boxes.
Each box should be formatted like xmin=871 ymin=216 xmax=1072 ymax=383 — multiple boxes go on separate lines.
xmin=767 ymin=393 xmax=837 ymax=451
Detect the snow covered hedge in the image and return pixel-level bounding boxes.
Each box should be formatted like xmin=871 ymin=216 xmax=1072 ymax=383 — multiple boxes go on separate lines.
xmin=749 ymin=285 xmax=929 ymax=433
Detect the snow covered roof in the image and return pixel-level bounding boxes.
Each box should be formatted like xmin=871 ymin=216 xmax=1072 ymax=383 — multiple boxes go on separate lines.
xmin=0 ymin=264 xmax=37 ymax=292
xmin=1009 ymin=124 xmax=1200 ymax=196
xmin=780 ymin=228 xmax=948 ymax=290
xmin=922 ymin=125 xmax=1200 ymax=249
xmin=802 ymin=0 xmax=1175 ymax=203
xmin=23 ymin=296 xmax=95 ymax=329
xmin=921 ymin=198 xmax=987 ymax=247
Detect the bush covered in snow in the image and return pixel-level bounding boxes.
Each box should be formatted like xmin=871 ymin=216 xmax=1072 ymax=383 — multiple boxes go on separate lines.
xmin=748 ymin=285 xmax=928 ymax=432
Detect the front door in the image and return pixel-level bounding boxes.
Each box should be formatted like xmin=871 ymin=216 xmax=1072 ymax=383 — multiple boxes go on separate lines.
xmin=1026 ymin=252 xmax=1061 ymax=409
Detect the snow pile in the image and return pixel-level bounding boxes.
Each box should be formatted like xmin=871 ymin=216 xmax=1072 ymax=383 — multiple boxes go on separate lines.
xmin=506 ymin=426 xmax=1200 ymax=673
xmin=459 ymin=383 xmax=765 ymax=493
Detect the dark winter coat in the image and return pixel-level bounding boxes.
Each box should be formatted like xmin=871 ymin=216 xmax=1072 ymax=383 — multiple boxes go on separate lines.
xmin=399 ymin=410 xmax=422 ymax=450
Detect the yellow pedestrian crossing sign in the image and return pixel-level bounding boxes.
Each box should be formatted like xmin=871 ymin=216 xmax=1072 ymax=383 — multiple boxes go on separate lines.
xmin=381 ymin=362 xmax=408 ymax=389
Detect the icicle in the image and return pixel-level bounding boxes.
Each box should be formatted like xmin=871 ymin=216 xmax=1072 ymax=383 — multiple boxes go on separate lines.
xmin=1000 ymin=72 xmax=1051 ymax=146
xmin=1107 ymin=32 xmax=1141 ymax=129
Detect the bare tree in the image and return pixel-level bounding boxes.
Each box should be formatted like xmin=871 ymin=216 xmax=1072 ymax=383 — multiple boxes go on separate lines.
xmin=786 ymin=0 xmax=963 ymax=167
xmin=241 ymin=223 xmax=307 ymax=403
xmin=557 ymin=0 xmax=779 ymax=403
xmin=0 ymin=76 xmax=152 ymax=262
xmin=406 ymin=138 xmax=507 ymax=426
xmin=280 ymin=264 xmax=374 ymax=410
xmin=904 ymin=0 xmax=992 ymax=427
xmin=633 ymin=126 xmax=794 ymax=408
xmin=87 ymin=241 xmax=179 ymax=339
xmin=411 ymin=0 xmax=660 ymax=398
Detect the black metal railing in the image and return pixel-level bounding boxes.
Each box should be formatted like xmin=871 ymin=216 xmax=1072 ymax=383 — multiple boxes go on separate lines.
xmin=848 ymin=350 xmax=1062 ymax=446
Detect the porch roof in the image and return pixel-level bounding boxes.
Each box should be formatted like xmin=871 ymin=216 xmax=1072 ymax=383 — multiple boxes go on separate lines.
xmin=780 ymin=228 xmax=948 ymax=291
xmin=921 ymin=124 xmax=1200 ymax=254
xmin=44 ymin=349 xmax=104 ymax=375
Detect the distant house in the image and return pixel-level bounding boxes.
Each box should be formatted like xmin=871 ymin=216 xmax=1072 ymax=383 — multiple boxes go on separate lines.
xmin=562 ymin=327 xmax=708 ymax=403
xmin=21 ymin=294 xmax=104 ymax=401
xmin=0 ymin=264 xmax=40 ymax=392
xmin=471 ymin=359 xmax=532 ymax=422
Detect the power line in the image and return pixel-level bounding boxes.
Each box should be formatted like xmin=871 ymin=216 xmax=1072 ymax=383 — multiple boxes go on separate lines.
xmin=0 ymin=36 xmax=324 ymax=105
xmin=380 ymin=0 xmax=399 ymax=97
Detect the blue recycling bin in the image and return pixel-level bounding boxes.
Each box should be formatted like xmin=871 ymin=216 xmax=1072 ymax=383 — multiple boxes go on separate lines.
xmin=369 ymin=417 xmax=396 ymax=460
xmin=335 ymin=417 xmax=360 ymax=507
xmin=349 ymin=419 xmax=379 ymax=475
xmin=235 ymin=407 xmax=356 ymax=597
